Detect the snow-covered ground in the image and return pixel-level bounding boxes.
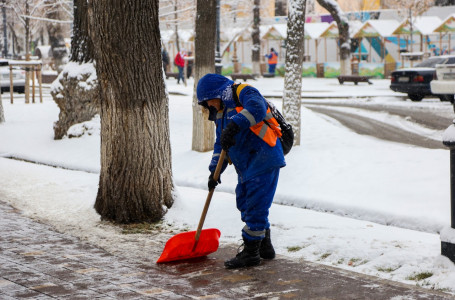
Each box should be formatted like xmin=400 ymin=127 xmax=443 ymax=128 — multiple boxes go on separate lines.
xmin=1 ymin=77 xmax=455 ymax=293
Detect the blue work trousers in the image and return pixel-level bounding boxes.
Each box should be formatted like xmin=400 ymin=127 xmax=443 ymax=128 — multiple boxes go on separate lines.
xmin=177 ymin=66 xmax=184 ymax=83
xmin=268 ymin=64 xmax=277 ymax=74
xmin=235 ymin=168 xmax=280 ymax=241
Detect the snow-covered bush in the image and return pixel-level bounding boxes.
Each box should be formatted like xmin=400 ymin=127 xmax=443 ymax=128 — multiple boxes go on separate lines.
xmin=67 ymin=114 xmax=100 ymax=138
xmin=51 ymin=62 xmax=100 ymax=139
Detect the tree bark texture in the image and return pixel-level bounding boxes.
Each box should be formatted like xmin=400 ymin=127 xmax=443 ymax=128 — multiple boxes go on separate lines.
xmin=24 ymin=1 xmax=30 ymax=103
xmin=192 ymin=0 xmax=216 ymax=152
xmin=8 ymin=24 xmax=19 ymax=56
xmin=316 ymin=0 xmax=351 ymax=75
xmin=174 ymin=2 xmax=180 ymax=52
xmin=24 ymin=1 xmax=30 ymax=58
xmin=91 ymin=0 xmax=173 ymax=223
xmin=283 ymin=0 xmax=306 ymax=146
xmin=251 ymin=0 xmax=261 ymax=75
xmin=0 ymin=95 xmax=4 ymax=123
xmin=71 ymin=0 xmax=94 ymax=63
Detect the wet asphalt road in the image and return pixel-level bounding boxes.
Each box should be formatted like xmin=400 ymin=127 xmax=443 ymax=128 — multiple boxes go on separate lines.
xmin=303 ymin=99 xmax=454 ymax=149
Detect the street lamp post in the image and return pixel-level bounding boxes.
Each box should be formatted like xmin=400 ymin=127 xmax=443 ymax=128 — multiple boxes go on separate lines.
xmin=442 ymin=116 xmax=455 ymax=264
xmin=215 ymin=0 xmax=222 ymax=75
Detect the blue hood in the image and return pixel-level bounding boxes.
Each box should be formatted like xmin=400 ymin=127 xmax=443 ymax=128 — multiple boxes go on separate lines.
xmin=197 ymin=74 xmax=234 ymax=105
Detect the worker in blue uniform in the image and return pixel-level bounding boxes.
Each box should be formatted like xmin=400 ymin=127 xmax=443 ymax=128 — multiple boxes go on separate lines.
xmin=196 ymin=73 xmax=286 ymax=269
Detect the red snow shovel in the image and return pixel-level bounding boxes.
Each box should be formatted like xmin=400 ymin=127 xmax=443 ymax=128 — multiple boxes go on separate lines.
xmin=156 ymin=150 xmax=226 ymax=263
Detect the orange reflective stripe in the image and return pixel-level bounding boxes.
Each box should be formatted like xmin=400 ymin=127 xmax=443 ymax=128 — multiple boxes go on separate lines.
xmin=234 ymin=107 xmax=282 ymax=147
xmin=264 ymin=114 xmax=282 ymax=138
xmin=250 ymin=122 xmax=277 ymax=147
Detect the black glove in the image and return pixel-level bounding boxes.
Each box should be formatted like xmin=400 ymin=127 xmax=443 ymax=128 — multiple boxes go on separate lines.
xmin=208 ymin=172 xmax=221 ymax=190
xmin=220 ymin=122 xmax=241 ymax=150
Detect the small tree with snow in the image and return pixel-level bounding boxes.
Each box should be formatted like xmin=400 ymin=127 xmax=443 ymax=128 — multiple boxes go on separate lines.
xmin=251 ymin=0 xmax=261 ymax=75
xmin=317 ymin=0 xmax=351 ymax=76
xmin=283 ymin=0 xmax=306 ymax=146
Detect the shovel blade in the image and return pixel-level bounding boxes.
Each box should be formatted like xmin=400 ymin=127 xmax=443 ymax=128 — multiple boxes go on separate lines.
xmin=156 ymin=228 xmax=221 ymax=263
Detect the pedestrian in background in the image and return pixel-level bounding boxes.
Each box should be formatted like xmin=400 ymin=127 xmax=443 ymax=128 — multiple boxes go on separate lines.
xmin=265 ymin=48 xmax=278 ymax=75
xmin=174 ymin=49 xmax=186 ymax=84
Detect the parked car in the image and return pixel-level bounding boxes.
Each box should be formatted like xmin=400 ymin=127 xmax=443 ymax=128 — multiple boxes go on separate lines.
xmin=390 ymin=55 xmax=455 ymax=102
xmin=0 ymin=59 xmax=26 ymax=94
xmin=430 ymin=63 xmax=455 ymax=102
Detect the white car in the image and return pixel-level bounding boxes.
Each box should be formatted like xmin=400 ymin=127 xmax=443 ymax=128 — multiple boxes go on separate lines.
xmin=430 ymin=63 xmax=455 ymax=102
xmin=0 ymin=60 xmax=26 ymax=94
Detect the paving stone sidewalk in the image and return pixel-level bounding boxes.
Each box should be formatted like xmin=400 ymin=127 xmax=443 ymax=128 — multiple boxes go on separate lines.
xmin=1 ymin=200 xmax=454 ymax=300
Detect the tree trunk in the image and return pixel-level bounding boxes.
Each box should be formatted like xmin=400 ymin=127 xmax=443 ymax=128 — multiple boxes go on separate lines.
xmin=316 ymin=0 xmax=351 ymax=75
xmin=24 ymin=1 xmax=30 ymax=103
xmin=0 ymin=93 xmax=4 ymax=123
xmin=71 ymin=0 xmax=94 ymax=63
xmin=91 ymin=0 xmax=173 ymax=223
xmin=24 ymin=1 xmax=30 ymax=59
xmin=8 ymin=23 xmax=18 ymax=56
xmin=3 ymin=4 xmax=8 ymax=58
xmin=283 ymin=0 xmax=306 ymax=146
xmin=251 ymin=0 xmax=261 ymax=75
xmin=174 ymin=1 xmax=180 ymax=53
xmin=191 ymin=0 xmax=216 ymax=152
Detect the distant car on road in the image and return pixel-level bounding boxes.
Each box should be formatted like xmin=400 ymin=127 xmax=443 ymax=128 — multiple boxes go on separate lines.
xmin=430 ymin=63 xmax=455 ymax=102
xmin=390 ymin=55 xmax=455 ymax=102
xmin=0 ymin=59 xmax=26 ymax=94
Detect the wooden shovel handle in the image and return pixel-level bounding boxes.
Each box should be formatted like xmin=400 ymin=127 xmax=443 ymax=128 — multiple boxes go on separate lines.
xmin=194 ymin=149 xmax=226 ymax=243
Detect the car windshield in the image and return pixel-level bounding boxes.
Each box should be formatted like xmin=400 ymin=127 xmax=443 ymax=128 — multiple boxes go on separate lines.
xmin=415 ymin=57 xmax=448 ymax=67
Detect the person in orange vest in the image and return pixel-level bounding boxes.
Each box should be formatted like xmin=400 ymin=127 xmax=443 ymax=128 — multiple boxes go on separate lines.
xmin=265 ymin=48 xmax=278 ymax=75
xmin=197 ymin=73 xmax=286 ymax=269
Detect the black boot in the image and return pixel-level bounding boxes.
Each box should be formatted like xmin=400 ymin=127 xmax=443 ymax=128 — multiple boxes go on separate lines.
xmin=224 ymin=237 xmax=261 ymax=269
xmin=260 ymin=228 xmax=275 ymax=259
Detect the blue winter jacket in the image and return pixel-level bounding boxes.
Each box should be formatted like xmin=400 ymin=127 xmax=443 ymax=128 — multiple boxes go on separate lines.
xmin=197 ymin=74 xmax=286 ymax=183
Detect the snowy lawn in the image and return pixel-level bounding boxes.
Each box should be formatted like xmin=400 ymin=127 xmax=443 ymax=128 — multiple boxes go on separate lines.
xmin=1 ymin=77 xmax=455 ymax=293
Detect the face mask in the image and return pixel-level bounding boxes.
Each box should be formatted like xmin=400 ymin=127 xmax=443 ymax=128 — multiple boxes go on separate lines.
xmin=208 ymin=106 xmax=218 ymax=121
